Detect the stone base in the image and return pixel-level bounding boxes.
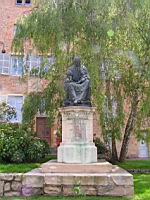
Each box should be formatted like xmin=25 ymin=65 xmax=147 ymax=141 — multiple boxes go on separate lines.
xmin=44 ymin=172 xmax=134 ymax=197
xmin=0 ymin=161 xmax=133 ymax=197
xmin=57 ymin=143 xmax=97 ymax=163
xmin=40 ymin=160 xmax=134 ymax=197
xmin=41 ymin=160 xmax=113 ymax=173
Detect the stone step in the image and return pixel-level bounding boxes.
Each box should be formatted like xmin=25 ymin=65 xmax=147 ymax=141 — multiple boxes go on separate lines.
xmin=41 ymin=160 xmax=114 ymax=173
xmin=21 ymin=166 xmax=134 ymax=197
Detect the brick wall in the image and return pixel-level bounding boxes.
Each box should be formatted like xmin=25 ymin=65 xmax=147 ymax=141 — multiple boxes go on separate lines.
xmin=0 ymin=75 xmax=28 ymax=95
xmin=0 ymin=0 xmax=31 ymax=95
xmin=0 ymin=0 xmax=32 ymax=53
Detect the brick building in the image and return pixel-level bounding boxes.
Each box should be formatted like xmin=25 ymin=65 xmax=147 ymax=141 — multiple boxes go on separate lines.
xmin=0 ymin=0 xmax=55 ymax=146
xmin=0 ymin=0 xmax=149 ymax=158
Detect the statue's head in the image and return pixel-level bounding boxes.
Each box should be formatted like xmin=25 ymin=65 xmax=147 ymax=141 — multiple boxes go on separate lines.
xmin=74 ymin=56 xmax=81 ymax=68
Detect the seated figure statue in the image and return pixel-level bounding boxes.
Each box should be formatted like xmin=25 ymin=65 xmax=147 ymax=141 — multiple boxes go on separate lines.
xmin=64 ymin=56 xmax=91 ymax=106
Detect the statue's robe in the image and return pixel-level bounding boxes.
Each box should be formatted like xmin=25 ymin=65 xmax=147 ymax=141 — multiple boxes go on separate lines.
xmin=64 ymin=65 xmax=91 ymax=106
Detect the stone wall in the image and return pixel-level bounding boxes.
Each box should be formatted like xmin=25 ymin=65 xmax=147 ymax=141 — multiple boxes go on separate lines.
xmin=0 ymin=172 xmax=43 ymax=197
xmin=0 ymin=174 xmax=22 ymax=197
xmin=0 ymin=166 xmax=134 ymax=198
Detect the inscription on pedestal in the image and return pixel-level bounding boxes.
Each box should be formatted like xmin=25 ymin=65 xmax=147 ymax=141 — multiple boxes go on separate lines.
xmin=73 ymin=117 xmax=86 ymax=142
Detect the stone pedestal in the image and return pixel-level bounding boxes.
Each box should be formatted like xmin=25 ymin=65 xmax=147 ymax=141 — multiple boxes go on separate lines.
xmin=21 ymin=106 xmax=134 ymax=198
xmin=57 ymin=106 xmax=97 ymax=163
xmin=40 ymin=161 xmax=134 ymax=197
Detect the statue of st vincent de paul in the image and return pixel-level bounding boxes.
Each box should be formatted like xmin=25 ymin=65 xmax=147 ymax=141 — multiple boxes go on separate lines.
xmin=64 ymin=56 xmax=91 ymax=106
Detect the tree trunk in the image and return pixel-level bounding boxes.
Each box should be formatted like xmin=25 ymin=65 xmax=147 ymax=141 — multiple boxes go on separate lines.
xmin=111 ymin=132 xmax=118 ymax=163
xmin=119 ymin=92 xmax=139 ymax=162
xmin=105 ymin=80 xmax=119 ymax=162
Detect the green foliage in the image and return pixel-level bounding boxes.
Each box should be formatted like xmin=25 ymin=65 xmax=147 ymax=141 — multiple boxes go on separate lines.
xmin=0 ymin=124 xmax=50 ymax=163
xmin=13 ymin=0 xmax=150 ymax=161
xmin=22 ymin=77 xmax=63 ymax=127
xmin=94 ymin=138 xmax=107 ymax=155
xmin=73 ymin=181 xmax=84 ymax=196
xmin=26 ymin=138 xmax=50 ymax=162
xmin=0 ymin=102 xmax=16 ymax=122
xmin=22 ymin=92 xmax=41 ymax=126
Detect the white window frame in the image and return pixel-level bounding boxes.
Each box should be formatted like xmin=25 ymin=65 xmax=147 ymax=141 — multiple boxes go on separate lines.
xmin=26 ymin=55 xmax=55 ymax=76
xmin=0 ymin=54 xmax=10 ymax=75
xmin=0 ymin=95 xmax=24 ymax=123
xmin=27 ymin=55 xmax=41 ymax=72
xmin=10 ymin=55 xmax=23 ymax=76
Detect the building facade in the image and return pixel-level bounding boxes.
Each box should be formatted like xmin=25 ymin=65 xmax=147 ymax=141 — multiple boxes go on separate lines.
xmin=0 ymin=0 xmax=55 ymax=146
xmin=0 ymin=0 xmax=149 ymax=158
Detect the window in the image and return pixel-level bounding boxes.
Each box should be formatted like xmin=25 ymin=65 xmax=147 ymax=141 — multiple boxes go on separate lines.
xmin=25 ymin=0 xmax=31 ymax=4
xmin=40 ymin=56 xmax=55 ymax=73
xmin=103 ymin=96 xmax=117 ymax=120
xmin=0 ymin=54 xmax=54 ymax=76
xmin=26 ymin=55 xmax=41 ymax=76
xmin=7 ymin=96 xmax=23 ymax=123
xmin=0 ymin=54 xmax=10 ymax=75
xmin=27 ymin=55 xmax=41 ymax=71
xmin=16 ymin=0 xmax=22 ymax=4
xmin=16 ymin=0 xmax=31 ymax=5
xmin=10 ymin=56 xmax=23 ymax=76
xmin=0 ymin=54 xmax=24 ymax=76
xmin=26 ymin=55 xmax=54 ymax=76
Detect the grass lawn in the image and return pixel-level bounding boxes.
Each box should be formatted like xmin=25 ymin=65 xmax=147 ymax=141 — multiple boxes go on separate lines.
xmin=134 ymin=174 xmax=150 ymax=200
xmin=117 ymin=160 xmax=150 ymax=170
xmin=0 ymin=155 xmax=56 ymax=173
xmin=0 ymin=163 xmax=40 ymax=173
xmin=1 ymin=175 xmax=150 ymax=200
xmin=1 ymin=159 xmax=150 ymax=173
xmin=0 ymin=158 xmax=150 ymax=173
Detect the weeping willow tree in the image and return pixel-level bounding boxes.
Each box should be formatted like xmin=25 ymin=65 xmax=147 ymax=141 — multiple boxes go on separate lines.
xmin=13 ymin=0 xmax=150 ymax=162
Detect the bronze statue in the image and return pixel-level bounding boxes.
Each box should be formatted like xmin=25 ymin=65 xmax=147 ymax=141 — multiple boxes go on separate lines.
xmin=64 ymin=56 xmax=91 ymax=106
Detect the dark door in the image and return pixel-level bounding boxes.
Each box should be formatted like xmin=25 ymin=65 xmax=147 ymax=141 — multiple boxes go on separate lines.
xmin=36 ymin=117 xmax=51 ymax=145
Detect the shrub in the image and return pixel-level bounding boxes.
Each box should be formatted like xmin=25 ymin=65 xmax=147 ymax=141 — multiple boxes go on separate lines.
xmin=0 ymin=102 xmax=16 ymax=122
xmin=26 ymin=138 xmax=50 ymax=162
xmin=0 ymin=123 xmax=50 ymax=163
xmin=11 ymin=150 xmax=26 ymax=163
xmin=94 ymin=137 xmax=107 ymax=155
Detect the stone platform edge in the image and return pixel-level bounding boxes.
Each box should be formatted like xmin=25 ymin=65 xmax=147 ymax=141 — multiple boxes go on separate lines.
xmin=0 ymin=165 xmax=134 ymax=197
xmin=41 ymin=160 xmax=114 ymax=173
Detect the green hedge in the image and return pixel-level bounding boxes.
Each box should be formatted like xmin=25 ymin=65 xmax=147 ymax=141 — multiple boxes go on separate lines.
xmin=0 ymin=124 xmax=50 ymax=163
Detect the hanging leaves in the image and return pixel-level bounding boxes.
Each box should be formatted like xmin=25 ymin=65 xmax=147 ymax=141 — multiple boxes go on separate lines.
xmin=13 ymin=0 xmax=150 ymax=161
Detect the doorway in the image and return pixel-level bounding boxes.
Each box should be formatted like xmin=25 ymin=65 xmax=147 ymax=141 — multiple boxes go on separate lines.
xmin=36 ymin=117 xmax=51 ymax=145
